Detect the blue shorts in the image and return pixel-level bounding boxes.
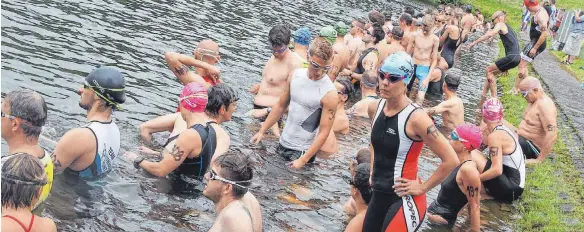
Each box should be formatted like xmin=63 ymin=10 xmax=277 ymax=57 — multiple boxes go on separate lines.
xmin=414 ymin=65 xmax=430 ymax=89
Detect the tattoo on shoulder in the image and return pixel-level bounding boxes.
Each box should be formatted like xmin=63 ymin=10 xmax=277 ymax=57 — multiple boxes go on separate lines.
xmin=51 ymin=153 xmax=62 ymax=169
xmin=547 ymin=124 xmax=556 ymax=131
xmin=426 ymin=125 xmax=440 ymax=139
xmin=466 ymin=185 xmax=479 ymax=197
xmin=170 ymin=144 xmax=185 ymax=161
xmin=489 ymin=147 xmax=499 ymax=157
xmin=174 ymin=65 xmax=188 ymax=76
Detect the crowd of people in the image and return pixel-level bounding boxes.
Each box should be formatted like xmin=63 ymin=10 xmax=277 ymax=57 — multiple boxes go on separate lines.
xmin=2 ymin=0 xmax=562 ymax=231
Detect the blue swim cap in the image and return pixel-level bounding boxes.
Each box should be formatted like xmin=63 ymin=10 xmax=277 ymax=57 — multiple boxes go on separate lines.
xmin=379 ymin=51 xmax=414 ymax=84
xmin=293 ymin=27 xmax=312 ymax=46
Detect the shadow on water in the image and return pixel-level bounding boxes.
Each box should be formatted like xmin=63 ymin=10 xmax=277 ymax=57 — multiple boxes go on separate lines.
xmin=2 ymin=0 xmax=515 ymax=231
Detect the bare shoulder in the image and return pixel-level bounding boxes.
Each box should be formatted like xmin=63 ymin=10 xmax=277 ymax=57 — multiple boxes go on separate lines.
xmin=59 ymin=127 xmax=95 ymax=145
xmin=36 ymin=217 xmax=57 ymax=232
xmin=460 ymin=159 xmax=480 ymax=176
xmin=367 ymin=99 xmax=382 ymax=119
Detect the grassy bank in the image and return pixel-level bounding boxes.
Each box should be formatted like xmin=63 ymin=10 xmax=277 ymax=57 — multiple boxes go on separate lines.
xmin=549 ymin=50 xmax=584 ymax=82
xmin=466 ymin=0 xmax=584 ymax=230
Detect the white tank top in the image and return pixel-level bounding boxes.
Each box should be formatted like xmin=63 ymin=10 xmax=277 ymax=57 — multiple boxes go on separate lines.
xmin=495 ymin=125 xmax=526 ymax=188
xmin=279 ymin=68 xmax=336 ymax=151
xmin=72 ymin=120 xmax=121 ymax=178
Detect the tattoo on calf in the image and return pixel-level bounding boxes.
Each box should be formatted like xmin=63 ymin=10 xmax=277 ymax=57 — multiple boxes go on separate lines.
xmin=489 ymin=147 xmax=499 ymax=157
xmin=426 ymin=125 xmax=440 ymax=139
xmin=547 ymin=124 xmax=556 ymax=131
xmin=170 ymin=144 xmax=185 ymax=161
xmin=466 ymin=185 xmax=479 ymax=197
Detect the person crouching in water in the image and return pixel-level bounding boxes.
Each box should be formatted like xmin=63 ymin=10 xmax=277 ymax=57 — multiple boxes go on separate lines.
xmin=344 ymin=163 xmax=372 ymax=232
xmin=427 ymin=124 xmax=483 ymax=231
xmin=2 ymin=153 xmax=57 ymax=232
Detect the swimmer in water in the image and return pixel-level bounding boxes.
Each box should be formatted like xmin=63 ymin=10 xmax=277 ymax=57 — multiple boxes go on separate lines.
xmin=139 ymin=39 xmax=222 ymax=143
xmin=468 ymin=11 xmax=520 ymax=99
xmin=344 ymin=163 xmax=372 ymax=232
xmin=427 ymin=123 xmax=482 ymax=231
xmin=346 ymin=18 xmax=367 ymax=72
xmin=332 ymin=78 xmax=354 ymax=134
xmin=340 ymin=24 xmax=384 ymax=83
xmin=292 ymin=27 xmax=312 ymax=68
xmin=51 ymin=67 xmax=126 ymax=178
xmin=407 ymin=15 xmax=440 ymax=103
xmin=473 ymin=98 xmax=525 ymax=203
xmin=344 ymin=147 xmax=372 ymax=217
xmin=516 ymin=77 xmax=557 ymax=164
xmin=2 ymin=153 xmax=57 ymax=232
xmin=126 ymin=84 xmax=237 ymax=176
xmin=249 ymin=25 xmax=303 ymax=137
xmin=126 ymin=83 xmax=235 ymax=177
xmin=424 ymin=68 xmax=465 ymax=131
xmin=251 ymin=38 xmax=339 ymax=169
xmin=203 ymin=151 xmax=262 ymax=232
xmin=347 ymin=71 xmax=378 ymax=119
xmin=328 ymin=22 xmax=351 ymax=79
xmin=1 ymin=90 xmax=53 ymax=211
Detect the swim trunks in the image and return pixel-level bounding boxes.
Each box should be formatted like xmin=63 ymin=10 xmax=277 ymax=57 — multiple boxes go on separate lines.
xmin=518 ymin=135 xmax=540 ymax=159
xmin=495 ymin=54 xmax=521 ymax=72
xmin=407 ymin=65 xmax=431 ymax=92
xmin=253 ymin=103 xmax=283 ymax=126
xmin=276 ymin=143 xmax=316 ymax=163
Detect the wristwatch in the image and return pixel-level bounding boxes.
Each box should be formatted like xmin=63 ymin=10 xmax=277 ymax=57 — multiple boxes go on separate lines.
xmin=266 ymin=107 xmax=272 ymax=114
xmin=133 ymin=156 xmax=145 ymax=169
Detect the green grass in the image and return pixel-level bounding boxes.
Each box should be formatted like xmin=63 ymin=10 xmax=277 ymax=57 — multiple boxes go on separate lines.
xmin=465 ymin=0 xmax=584 ymax=230
xmin=549 ymin=50 xmax=584 ymax=82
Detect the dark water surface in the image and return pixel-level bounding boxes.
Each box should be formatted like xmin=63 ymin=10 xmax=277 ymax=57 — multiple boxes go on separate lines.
xmin=2 ymin=0 xmax=515 ymax=231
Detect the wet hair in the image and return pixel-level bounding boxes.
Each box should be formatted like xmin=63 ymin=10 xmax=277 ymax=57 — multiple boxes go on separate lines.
xmin=383 ymin=11 xmax=392 ymax=22
xmin=205 ymin=84 xmax=238 ymax=118
xmin=268 ymin=24 xmax=291 ymax=47
xmin=335 ymin=77 xmax=354 ymax=99
xmin=404 ymin=6 xmax=415 ymax=16
xmin=353 ymin=163 xmax=372 ymax=204
xmin=368 ymin=10 xmax=385 ymax=27
xmin=308 ymin=38 xmax=333 ymax=62
xmin=399 ymin=13 xmax=414 ymax=26
xmin=361 ymin=71 xmax=378 ymax=89
xmin=463 ymin=5 xmax=473 ymax=13
xmin=371 ymin=25 xmax=385 ymax=44
xmin=5 ymin=89 xmax=48 ymax=138
xmin=445 ymin=68 xmax=462 ymax=91
xmin=1 ymin=153 xmax=47 ymax=210
xmin=355 ymin=147 xmax=371 ymax=164
xmin=213 ymin=150 xmax=254 ymax=198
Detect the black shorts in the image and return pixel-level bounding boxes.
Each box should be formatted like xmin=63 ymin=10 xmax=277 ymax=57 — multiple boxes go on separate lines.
xmin=521 ymin=39 xmax=546 ymax=63
xmin=362 ymin=190 xmax=426 ymax=232
xmin=495 ymin=54 xmax=521 ymax=72
xmin=276 ymin=144 xmax=316 ymax=163
xmin=519 ymin=135 xmax=540 ymax=159
xmin=427 ymin=201 xmax=457 ymax=227
xmin=482 ymin=160 xmax=524 ymax=203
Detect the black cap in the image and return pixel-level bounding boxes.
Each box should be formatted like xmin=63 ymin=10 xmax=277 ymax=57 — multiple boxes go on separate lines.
xmin=85 ymin=67 xmax=126 ymax=107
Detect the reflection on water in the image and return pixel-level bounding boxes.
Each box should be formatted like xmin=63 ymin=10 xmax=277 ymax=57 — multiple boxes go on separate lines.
xmin=2 ymin=0 xmax=515 ymax=231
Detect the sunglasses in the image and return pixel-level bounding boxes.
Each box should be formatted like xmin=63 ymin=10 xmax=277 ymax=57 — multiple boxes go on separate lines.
xmin=309 ymin=60 xmax=332 ymax=71
xmin=450 ymin=131 xmax=468 ymax=142
xmin=205 ymin=169 xmax=251 ymax=189
xmin=378 ymin=70 xmax=405 ymax=83
xmin=520 ymin=88 xmax=533 ymax=98
xmin=1 ymin=111 xmax=17 ymax=120
xmin=1 ymin=111 xmax=36 ymax=127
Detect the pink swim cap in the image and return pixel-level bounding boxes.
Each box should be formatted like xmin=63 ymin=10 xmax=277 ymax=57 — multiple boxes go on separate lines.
xmin=455 ymin=123 xmax=483 ymax=151
xmin=482 ymin=98 xmax=503 ymax=122
xmin=179 ymin=82 xmax=208 ymax=113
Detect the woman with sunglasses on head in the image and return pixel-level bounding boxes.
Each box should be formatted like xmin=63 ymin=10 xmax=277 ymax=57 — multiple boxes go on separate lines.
xmin=362 ymin=51 xmax=459 ymax=232
xmin=251 ymin=38 xmax=339 ymax=169
xmin=427 ymin=124 xmax=482 ymax=231
xmin=468 ymin=11 xmax=520 ymax=100
xmin=2 ymin=153 xmax=57 ymax=232
xmin=51 ymin=67 xmax=126 ymax=178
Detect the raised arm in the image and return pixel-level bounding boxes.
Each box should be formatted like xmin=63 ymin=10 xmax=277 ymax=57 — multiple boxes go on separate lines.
xmin=139 ymin=132 xmax=200 ymax=177
xmin=164 ymin=52 xmax=218 ymax=87
xmin=51 ymin=128 xmax=95 ymax=174
xmin=469 ymin=22 xmax=504 ymax=49
xmin=290 ymin=91 xmax=339 ymax=169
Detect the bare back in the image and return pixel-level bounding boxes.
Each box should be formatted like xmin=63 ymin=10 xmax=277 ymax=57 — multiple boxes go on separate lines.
xmin=377 ymin=41 xmax=404 ymax=65
xmin=441 ymin=97 xmax=464 ymax=130
xmin=254 ymin=53 xmax=301 ymax=107
xmin=347 ymin=38 xmax=364 ymax=70
xmin=330 ymin=42 xmax=351 ymax=78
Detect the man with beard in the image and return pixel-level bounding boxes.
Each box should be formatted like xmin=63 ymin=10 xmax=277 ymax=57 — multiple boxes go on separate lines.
xmin=203 ymin=151 xmax=262 ymax=232
xmin=51 ymin=67 xmax=126 ymax=178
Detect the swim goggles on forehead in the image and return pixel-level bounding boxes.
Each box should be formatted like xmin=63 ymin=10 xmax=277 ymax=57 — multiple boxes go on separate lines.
xmin=83 ymin=81 xmax=124 ymax=110
xmin=1 ymin=111 xmax=39 ymax=127
xmin=205 ymin=169 xmax=251 ymax=189
xmin=271 ymin=45 xmax=288 ymax=55
xmin=378 ymin=70 xmax=406 ymax=83
xmin=178 ymin=93 xmax=208 ymax=103
xmin=195 ymin=48 xmax=224 ymax=68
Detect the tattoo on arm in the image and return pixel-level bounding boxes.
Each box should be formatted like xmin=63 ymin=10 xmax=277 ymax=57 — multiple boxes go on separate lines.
xmin=479 ymin=143 xmax=488 ymax=151
xmin=466 ymin=185 xmax=479 ymax=197
xmin=328 ymin=109 xmax=336 ymax=120
xmin=170 ymin=144 xmax=185 ymax=161
xmin=51 ymin=153 xmax=62 ymax=169
xmin=489 ymin=147 xmax=499 ymax=157
xmin=547 ymin=124 xmax=556 ymax=131
xmin=174 ymin=65 xmax=188 ymax=76
xmin=426 ymin=125 xmax=440 ymax=139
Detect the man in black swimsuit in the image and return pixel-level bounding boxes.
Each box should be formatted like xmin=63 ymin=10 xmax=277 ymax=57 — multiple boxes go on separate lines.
xmin=125 ymin=83 xmax=238 ymax=177
xmin=468 ymin=11 xmax=521 ymax=99
xmin=513 ymin=0 xmax=549 ymax=94
xmin=204 ymin=151 xmax=261 ymax=232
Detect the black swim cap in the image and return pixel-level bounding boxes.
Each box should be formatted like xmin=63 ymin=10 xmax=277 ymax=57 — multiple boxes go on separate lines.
xmin=85 ymin=67 xmax=126 ymax=108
